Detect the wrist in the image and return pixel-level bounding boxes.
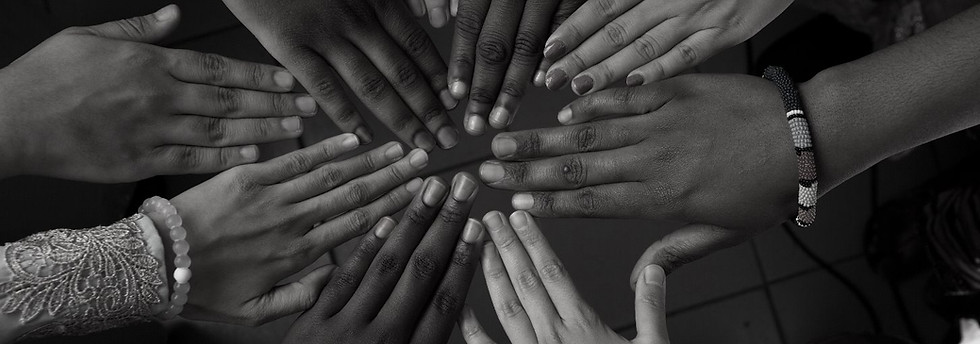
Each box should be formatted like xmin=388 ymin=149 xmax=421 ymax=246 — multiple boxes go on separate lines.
xmin=797 ymin=66 xmax=860 ymax=195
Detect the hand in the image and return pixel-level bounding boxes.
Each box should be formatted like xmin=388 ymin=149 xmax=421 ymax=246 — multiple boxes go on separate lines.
xmin=541 ymin=0 xmax=792 ymax=94
xmin=458 ymin=211 xmax=670 ymax=344
xmin=479 ymin=74 xmax=800 ymax=274
xmin=150 ymin=133 xmax=430 ymax=325
xmin=283 ymin=173 xmax=485 ymax=343
xmin=406 ymin=0 xmax=452 ymax=28
xmin=449 ymin=0 xmax=586 ymax=135
xmin=0 ymin=5 xmax=315 ymax=183
xmin=223 ymin=0 xmax=460 ymax=151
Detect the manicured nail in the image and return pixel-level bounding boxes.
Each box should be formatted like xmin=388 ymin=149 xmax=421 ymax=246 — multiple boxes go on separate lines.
xmin=492 ymin=136 xmax=517 ymax=158
xmin=384 ymin=143 xmax=404 ymax=160
xmin=462 ymin=219 xmax=485 ymax=244
xmin=479 ymin=161 xmax=505 ymax=183
xmin=557 ymin=107 xmax=572 ymax=124
xmin=295 ymin=96 xmax=317 ymax=115
xmin=644 ymin=265 xmax=665 ymax=284
xmin=240 ymin=146 xmax=258 ymax=162
xmin=406 ymin=177 xmax=423 ymax=193
xmin=422 ymin=179 xmax=447 ymax=207
xmin=533 ymin=70 xmax=547 ymax=86
xmin=440 ymin=89 xmax=458 ymax=110
xmin=546 ymin=69 xmax=568 ymax=90
xmin=543 ymin=40 xmax=566 ymax=60
xmin=465 ymin=115 xmax=486 ymax=136
xmin=154 ymin=4 xmax=177 ymax=22
xmin=509 ymin=211 xmax=529 ymax=230
xmin=512 ymin=194 xmax=533 ymax=210
xmin=452 ymin=174 xmax=478 ymax=201
xmin=489 ymin=107 xmax=510 ymax=128
xmin=341 ymin=133 xmax=359 ymax=148
xmin=436 ymin=127 xmax=459 ymax=149
xmin=355 ymin=126 xmax=373 ymax=144
xmin=409 ymin=149 xmax=429 ymax=168
xmin=482 ymin=211 xmax=506 ymax=229
xmin=430 ymin=7 xmax=448 ymax=28
xmin=450 ymin=81 xmax=468 ymax=99
xmin=281 ymin=117 xmax=302 ymax=132
xmin=413 ymin=132 xmax=436 ymax=151
xmin=572 ymin=75 xmax=594 ymax=95
xmin=626 ymin=73 xmax=644 ymax=87
xmin=373 ymin=217 xmax=397 ymax=239
xmin=274 ymin=71 xmax=295 ymax=90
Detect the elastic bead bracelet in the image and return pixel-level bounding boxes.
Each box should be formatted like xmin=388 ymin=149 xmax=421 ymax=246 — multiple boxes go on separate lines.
xmin=139 ymin=196 xmax=191 ymax=319
xmin=763 ymin=66 xmax=818 ymax=228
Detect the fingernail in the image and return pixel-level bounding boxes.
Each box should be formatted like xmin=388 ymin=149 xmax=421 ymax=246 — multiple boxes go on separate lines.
xmin=479 ymin=161 xmax=505 ymax=183
xmin=422 ymin=179 xmax=447 ymax=207
xmin=533 ymin=70 xmax=547 ymax=86
xmin=295 ymin=96 xmax=317 ymax=115
xmin=406 ymin=177 xmax=423 ymax=193
xmin=492 ymin=136 xmax=517 ymax=158
xmin=385 ymin=143 xmax=404 ymax=160
xmin=450 ymin=81 xmax=468 ymax=99
xmin=440 ymin=89 xmax=458 ymax=110
xmin=373 ymin=217 xmax=397 ymax=239
xmin=355 ymin=126 xmax=373 ymax=144
xmin=452 ymin=174 xmax=478 ymax=201
xmin=436 ymin=127 xmax=459 ymax=149
xmin=412 ymin=1 xmax=426 ymax=16
xmin=281 ymin=117 xmax=302 ymax=132
xmin=626 ymin=73 xmax=644 ymax=87
xmin=451 ymin=1 xmax=458 ymax=16
xmin=546 ymin=69 xmax=568 ymax=90
xmin=644 ymin=265 xmax=665 ymax=284
xmin=430 ymin=7 xmax=448 ymax=28
xmin=414 ymin=132 xmax=437 ymax=151
xmin=274 ymin=71 xmax=295 ymax=90
xmin=489 ymin=107 xmax=510 ymax=129
xmin=543 ymin=40 xmax=566 ymax=60
xmin=509 ymin=211 xmax=529 ymax=230
xmin=154 ymin=4 xmax=177 ymax=22
xmin=409 ymin=149 xmax=429 ymax=168
xmin=240 ymin=146 xmax=258 ymax=162
xmin=462 ymin=219 xmax=485 ymax=244
xmin=557 ymin=107 xmax=572 ymax=124
xmin=512 ymin=194 xmax=533 ymax=210
xmin=341 ymin=133 xmax=359 ymax=148
xmin=482 ymin=211 xmax=505 ymax=229
xmin=465 ymin=115 xmax=486 ymax=136
xmin=572 ymin=75 xmax=594 ymax=95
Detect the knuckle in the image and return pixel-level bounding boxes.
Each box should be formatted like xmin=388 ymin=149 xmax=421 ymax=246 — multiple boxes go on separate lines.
xmin=376 ymin=253 xmax=402 ymax=275
xmin=513 ymin=30 xmax=542 ymax=61
xmin=247 ymin=64 xmax=265 ymax=88
xmin=438 ymin=203 xmax=468 ymax=225
xmin=216 ymin=87 xmax=241 ymax=115
xmin=333 ymin=269 xmax=359 ymax=289
xmin=454 ymin=7 xmax=484 ymax=39
xmin=169 ymin=147 xmax=202 ymax=170
xmin=612 ymin=87 xmax=635 ymax=104
xmin=503 ymin=162 xmax=530 ymax=185
xmin=535 ymin=193 xmax=557 ymax=214
xmin=201 ymin=53 xmax=228 ymax=84
xmin=451 ymin=243 xmax=474 ymax=268
xmin=432 ymin=290 xmax=461 ymax=315
xmin=203 ymin=118 xmax=227 ymax=145
xmin=500 ymin=299 xmax=527 ymax=318
xmin=495 ymin=235 xmax=522 ymax=253
xmin=344 ymin=182 xmax=370 ymax=205
xmin=271 ymin=94 xmax=288 ymax=116
xmin=385 ymin=165 xmax=408 ymax=184
xmin=517 ymin=132 xmax=543 ymax=156
xmin=405 ymin=204 xmax=430 ymax=226
xmin=485 ymin=264 xmax=509 ymax=281
xmin=317 ymin=168 xmax=345 ymax=190
xmin=515 ymin=269 xmax=541 ymax=291
xmin=312 ymin=78 xmax=341 ymax=97
xmin=594 ymin=0 xmax=618 ymax=20
xmin=467 ymin=86 xmax=495 ymax=105
xmin=285 ymin=152 xmax=314 ymax=175
xmin=576 ymin=188 xmax=600 ymax=216
xmin=115 ymin=18 xmax=148 ymax=38
xmin=402 ymin=27 xmax=430 ymax=56
xmin=344 ymin=209 xmax=372 ymax=235
xmin=604 ymin=22 xmax=628 ymax=48
xmin=559 ymin=156 xmax=587 ymax=187
xmin=500 ymin=81 xmax=525 ymax=99
xmin=231 ymin=169 xmax=260 ymax=194
xmin=633 ymin=35 xmax=663 ymax=60
xmin=418 ymin=107 xmax=444 ymax=124
xmin=394 ymin=62 xmax=420 ymax=87
xmin=476 ymin=34 xmax=511 ymax=66
xmin=538 ymin=260 xmax=568 ymax=283
xmin=391 ymin=113 xmax=416 ymax=132
xmin=677 ymin=44 xmax=699 ymax=65
xmin=573 ymin=126 xmax=599 ymax=152
xmin=410 ymin=252 xmax=440 ymax=280
xmin=358 ymin=75 xmax=388 ymax=101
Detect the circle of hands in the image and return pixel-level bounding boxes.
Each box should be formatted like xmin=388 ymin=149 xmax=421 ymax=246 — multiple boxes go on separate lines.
xmin=0 ymin=0 xmax=803 ymax=342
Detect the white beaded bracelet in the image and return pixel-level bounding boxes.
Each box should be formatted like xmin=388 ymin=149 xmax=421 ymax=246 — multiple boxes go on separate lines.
xmin=139 ymin=196 xmax=191 ymax=319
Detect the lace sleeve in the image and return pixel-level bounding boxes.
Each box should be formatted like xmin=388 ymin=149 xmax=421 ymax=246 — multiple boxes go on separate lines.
xmin=0 ymin=214 xmax=169 ymax=340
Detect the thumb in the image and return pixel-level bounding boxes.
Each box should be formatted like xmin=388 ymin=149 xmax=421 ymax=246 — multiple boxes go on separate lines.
xmin=632 ymin=265 xmax=670 ymax=344
xmin=81 ymin=4 xmax=181 ymax=42
xmin=242 ymin=264 xmax=336 ymax=326
xmin=629 ymin=223 xmax=746 ymax=289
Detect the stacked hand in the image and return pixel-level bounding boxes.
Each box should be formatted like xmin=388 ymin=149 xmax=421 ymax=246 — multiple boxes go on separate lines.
xmin=283 ymin=173 xmax=484 ymax=343
xmin=148 ymin=134 xmax=430 ymax=325
xmin=0 ymin=5 xmax=314 ymax=182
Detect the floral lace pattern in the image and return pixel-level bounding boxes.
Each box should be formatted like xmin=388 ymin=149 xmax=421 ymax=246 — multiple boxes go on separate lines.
xmin=0 ymin=215 xmax=164 ymax=337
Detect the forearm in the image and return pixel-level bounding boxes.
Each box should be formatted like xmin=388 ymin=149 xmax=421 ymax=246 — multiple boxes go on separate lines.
xmin=799 ymin=3 xmax=980 ymax=194
xmin=0 ymin=76 xmax=26 ymax=180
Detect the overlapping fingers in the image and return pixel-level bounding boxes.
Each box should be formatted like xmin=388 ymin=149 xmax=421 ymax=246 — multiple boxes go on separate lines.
xmin=175 ymin=84 xmax=318 ymax=119
xmin=166 ymin=49 xmax=297 ymax=92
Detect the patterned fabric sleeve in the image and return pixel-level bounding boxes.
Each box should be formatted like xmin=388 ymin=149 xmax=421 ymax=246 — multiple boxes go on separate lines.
xmin=0 ymin=214 xmax=169 ymax=340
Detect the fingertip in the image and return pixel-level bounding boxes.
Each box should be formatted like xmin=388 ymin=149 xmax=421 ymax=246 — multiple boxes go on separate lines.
xmin=488 ymin=107 xmax=512 ymax=129
xmin=464 ymin=114 xmax=486 ymax=136
xmin=354 ymin=126 xmax=374 ymax=145
xmin=275 ymin=70 xmax=296 ymax=90
xmin=533 ymin=70 xmax=547 ymax=87
xmin=406 ymin=177 xmax=424 ymax=193
xmin=557 ymin=106 xmax=572 ymax=125
xmin=545 ymin=69 xmax=568 ymax=91
xmin=643 ymin=264 xmax=666 ymax=285
xmin=512 ymin=194 xmax=533 ymax=211
xmin=440 ymin=89 xmax=459 ymax=110
xmin=462 ymin=218 xmax=486 ymax=244
xmin=543 ymin=39 xmax=566 ymax=61
xmin=450 ymin=81 xmax=469 ymax=100
xmin=373 ymin=216 xmax=398 ymax=239
xmin=240 ymin=145 xmax=259 ymax=163
xmin=429 ymin=7 xmax=449 ymax=28
xmin=295 ymin=95 xmax=317 ymax=116
xmin=508 ymin=210 xmax=531 ymax=230
xmin=626 ymin=72 xmax=644 ymax=87
xmin=153 ymin=4 xmax=179 ymax=22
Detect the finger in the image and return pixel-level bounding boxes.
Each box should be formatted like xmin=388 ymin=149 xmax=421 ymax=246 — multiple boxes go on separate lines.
xmin=341 ymin=177 xmax=449 ymax=319
xmin=168 ymin=50 xmax=296 ymax=93
xmin=457 ymin=305 xmax=498 ymax=344
xmin=508 ymin=211 xmax=589 ymax=318
xmin=448 ymin=0 xmax=493 ymax=101
xmin=377 ymin=173 xmax=480 ymax=328
xmin=377 ymin=1 xmax=455 ymax=110
xmin=282 ymin=143 xmax=425 ymax=202
xmin=466 ymin=0 xmax=528 ymax=127
xmin=481 ymin=241 xmax=536 ymax=343
xmin=629 ymin=29 xmax=722 ymax=84
xmin=511 ymin=183 xmax=657 ymax=218
xmin=584 ymin=16 xmax=686 ymax=89
xmin=629 ymin=224 xmax=745 ymax=286
xmin=451 ymin=0 xmax=459 ymax=16
xmin=544 ymin=0 xmax=640 ymax=90
xmin=535 ymin=0 xmax=583 ymax=88
xmin=296 ymin=149 xmax=429 ymax=224
xmin=487 ymin=0 xmax=561 ymax=129
xmin=249 ymin=133 xmax=360 ymax=184
xmin=487 ymin=121 xmax=639 ymax=161
xmin=480 ymin=152 xmax=637 ymax=191
xmin=282 ymin=46 xmax=373 ymax=143
xmin=165 ymin=115 xmax=303 ymax=148
xmin=409 ymin=0 xmax=427 ymax=17
xmin=323 ymin=42 xmax=435 ymax=150
xmin=176 ymin=84 xmax=317 ymax=118
xmin=464 ymin=112 xmax=489 ymax=137
xmin=633 ymin=265 xmax=670 ymax=344
xmin=242 ymin=264 xmax=336 ymax=325
xmin=424 ymin=0 xmax=451 ymax=28
xmin=312 ymin=217 xmax=397 ymax=317
xmin=151 ymin=145 xmax=260 ymax=175
xmin=560 ymin=84 xmax=675 ymax=125
xmin=77 ymin=4 xmax=180 ymax=43
xmin=410 ymin=220 xmax=485 ymax=344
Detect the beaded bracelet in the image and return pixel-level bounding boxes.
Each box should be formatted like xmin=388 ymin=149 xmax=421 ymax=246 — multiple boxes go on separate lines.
xmin=139 ymin=196 xmax=191 ymax=319
xmin=763 ymin=66 xmax=818 ymax=228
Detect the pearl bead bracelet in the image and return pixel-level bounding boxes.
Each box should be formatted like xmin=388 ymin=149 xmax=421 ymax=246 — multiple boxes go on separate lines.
xmin=140 ymin=196 xmax=191 ymax=319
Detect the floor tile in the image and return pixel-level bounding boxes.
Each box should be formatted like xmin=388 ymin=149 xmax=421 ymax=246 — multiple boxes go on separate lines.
xmin=667 ymin=290 xmax=783 ymax=344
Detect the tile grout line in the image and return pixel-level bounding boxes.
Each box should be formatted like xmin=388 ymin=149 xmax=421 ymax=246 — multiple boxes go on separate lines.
xmin=750 ymin=238 xmax=789 ymax=344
